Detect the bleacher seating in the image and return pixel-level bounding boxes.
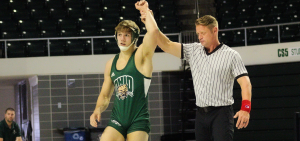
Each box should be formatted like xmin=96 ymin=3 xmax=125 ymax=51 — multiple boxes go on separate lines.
xmin=0 ymin=0 xmax=178 ymax=58
xmin=26 ymin=41 xmax=48 ymax=57
xmin=216 ymin=0 xmax=300 ymax=46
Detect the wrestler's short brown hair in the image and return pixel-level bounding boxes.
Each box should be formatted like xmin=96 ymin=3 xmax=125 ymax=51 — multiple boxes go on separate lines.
xmin=115 ymin=20 xmax=140 ymax=34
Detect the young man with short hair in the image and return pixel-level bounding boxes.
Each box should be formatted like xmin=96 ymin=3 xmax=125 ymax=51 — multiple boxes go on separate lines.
xmin=0 ymin=108 xmax=22 ymax=141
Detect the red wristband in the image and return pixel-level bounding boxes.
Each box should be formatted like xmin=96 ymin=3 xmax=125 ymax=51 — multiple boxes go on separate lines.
xmin=241 ymin=100 xmax=251 ymax=113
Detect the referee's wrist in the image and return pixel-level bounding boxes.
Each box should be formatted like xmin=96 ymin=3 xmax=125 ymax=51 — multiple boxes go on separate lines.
xmin=240 ymin=100 xmax=251 ymax=113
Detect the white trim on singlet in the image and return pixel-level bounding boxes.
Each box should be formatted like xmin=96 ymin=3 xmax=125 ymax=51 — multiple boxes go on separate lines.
xmin=144 ymin=78 xmax=151 ymax=98
xmin=182 ymin=43 xmax=248 ymax=107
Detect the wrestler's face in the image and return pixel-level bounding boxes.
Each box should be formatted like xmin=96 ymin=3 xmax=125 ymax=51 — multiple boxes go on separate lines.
xmin=196 ymin=25 xmax=218 ymax=47
xmin=117 ymin=31 xmax=132 ymax=47
xmin=5 ymin=110 xmax=15 ymax=123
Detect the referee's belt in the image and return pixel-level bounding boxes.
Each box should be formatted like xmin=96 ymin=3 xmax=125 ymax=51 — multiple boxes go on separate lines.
xmin=197 ymin=106 xmax=223 ymax=113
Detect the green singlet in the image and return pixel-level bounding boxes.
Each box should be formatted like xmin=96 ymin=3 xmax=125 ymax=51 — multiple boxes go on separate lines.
xmin=107 ymin=49 xmax=151 ymax=138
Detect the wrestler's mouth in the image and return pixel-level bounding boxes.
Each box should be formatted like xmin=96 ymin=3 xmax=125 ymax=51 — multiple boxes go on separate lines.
xmin=120 ymin=43 xmax=126 ymax=46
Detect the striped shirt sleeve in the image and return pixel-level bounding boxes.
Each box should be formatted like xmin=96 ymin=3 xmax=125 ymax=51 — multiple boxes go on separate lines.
xmin=231 ymin=52 xmax=248 ymax=79
xmin=182 ymin=43 xmax=197 ymax=62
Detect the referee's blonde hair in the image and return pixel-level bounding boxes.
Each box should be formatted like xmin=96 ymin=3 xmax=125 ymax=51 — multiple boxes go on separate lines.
xmin=195 ymin=15 xmax=218 ymax=31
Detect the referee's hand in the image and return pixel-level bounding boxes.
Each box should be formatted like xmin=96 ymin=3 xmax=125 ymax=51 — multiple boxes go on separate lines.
xmin=234 ymin=110 xmax=250 ymax=129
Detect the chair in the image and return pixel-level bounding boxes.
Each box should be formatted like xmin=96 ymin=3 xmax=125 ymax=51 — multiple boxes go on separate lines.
xmin=232 ymin=30 xmax=246 ymax=47
xmin=157 ymin=0 xmax=175 ymax=5
xmin=46 ymin=0 xmax=64 ymax=9
xmin=252 ymin=5 xmax=270 ymax=20
xmin=218 ymin=30 xmax=234 ymax=46
xmin=103 ymin=5 xmax=121 ymax=19
xmin=79 ymin=28 xmax=100 ymax=36
xmin=1 ymin=31 xmax=21 ymax=39
xmin=215 ymin=0 xmax=238 ymax=9
xmin=84 ymin=7 xmax=103 ymax=18
xmin=99 ymin=17 xmax=118 ymax=30
xmin=284 ymin=2 xmax=299 ymax=15
xmin=158 ymin=5 xmax=177 ymax=17
xmin=290 ymin=13 xmax=300 ymax=22
xmin=247 ymin=27 xmax=265 ymax=46
xmin=262 ymin=27 xmax=279 ymax=44
xmin=280 ymin=24 xmax=300 ymax=42
xmin=237 ymin=0 xmax=256 ymax=8
xmin=28 ymin=0 xmax=46 ymax=9
xmin=121 ymin=0 xmax=137 ymax=7
xmin=103 ymin=38 xmax=118 ymax=54
xmin=271 ymin=0 xmax=287 ymax=5
xmin=40 ymin=29 xmax=59 ymax=38
xmin=49 ymin=40 xmax=67 ymax=56
xmin=256 ymin=17 xmax=273 ymax=26
xmin=0 ymin=21 xmax=18 ymax=32
xmin=50 ymin=8 xmax=68 ymax=19
xmin=65 ymin=0 xmax=83 ymax=9
xmin=120 ymin=6 xmax=139 ymax=21
xmin=93 ymin=38 xmax=105 ymax=54
xmin=7 ymin=41 xmax=26 ymax=58
xmin=85 ymin=0 xmax=102 ymax=8
xmin=236 ymin=7 xmax=254 ymax=21
xmin=59 ymin=29 xmax=79 ymax=37
xmin=240 ymin=19 xmax=258 ymax=27
xmin=19 ymin=20 xmax=38 ymax=31
xmin=68 ymin=7 xmax=84 ymax=19
xmin=26 ymin=41 xmax=48 ymax=57
xmin=21 ymin=30 xmax=41 ymax=38
xmin=221 ymin=19 xmax=241 ymax=29
xmin=254 ymin=0 xmax=273 ymax=7
xmin=0 ymin=1 xmax=10 ymax=11
xmin=272 ymin=15 xmax=291 ymax=24
xmin=99 ymin=28 xmax=115 ymax=36
xmin=12 ymin=9 xmax=31 ymax=20
xmin=103 ymin=0 xmax=121 ymax=7
xmin=65 ymin=39 xmax=91 ymax=55
xmin=9 ymin=0 xmax=28 ymax=10
xmin=0 ymin=10 xmax=12 ymax=21
xmin=59 ymin=19 xmax=78 ymax=30
xmin=159 ymin=24 xmax=180 ymax=33
xmin=78 ymin=19 xmax=98 ymax=29
xmin=39 ymin=19 xmax=58 ymax=31
xmin=219 ymin=10 xmax=237 ymax=22
xmin=31 ymin=8 xmax=49 ymax=20
xmin=268 ymin=4 xmax=286 ymax=17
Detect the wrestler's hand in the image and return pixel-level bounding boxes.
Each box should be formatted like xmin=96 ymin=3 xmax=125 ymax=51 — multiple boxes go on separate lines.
xmin=234 ymin=110 xmax=250 ymax=129
xmin=135 ymin=0 xmax=148 ymax=12
xmin=90 ymin=108 xmax=101 ymax=127
xmin=140 ymin=9 xmax=153 ymax=24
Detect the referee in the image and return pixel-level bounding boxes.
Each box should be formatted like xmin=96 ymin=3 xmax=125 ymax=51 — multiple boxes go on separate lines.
xmin=157 ymin=15 xmax=252 ymax=141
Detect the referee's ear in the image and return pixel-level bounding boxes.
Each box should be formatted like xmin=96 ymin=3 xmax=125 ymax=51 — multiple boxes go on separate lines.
xmin=213 ymin=26 xmax=218 ymax=34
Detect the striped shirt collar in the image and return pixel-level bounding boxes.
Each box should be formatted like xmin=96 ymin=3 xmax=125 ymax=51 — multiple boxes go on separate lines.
xmin=204 ymin=43 xmax=223 ymax=55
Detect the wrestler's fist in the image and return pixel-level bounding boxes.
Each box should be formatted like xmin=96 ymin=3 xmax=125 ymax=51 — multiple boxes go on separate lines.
xmin=135 ymin=0 xmax=149 ymax=12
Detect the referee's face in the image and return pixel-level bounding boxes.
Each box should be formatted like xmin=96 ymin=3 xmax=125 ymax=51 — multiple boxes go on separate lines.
xmin=196 ymin=25 xmax=216 ymax=47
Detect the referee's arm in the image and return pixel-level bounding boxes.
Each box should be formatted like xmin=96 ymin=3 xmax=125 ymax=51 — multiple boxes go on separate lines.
xmin=157 ymin=31 xmax=182 ymax=58
xmin=234 ymin=76 xmax=252 ymax=129
xmin=237 ymin=76 xmax=252 ymax=101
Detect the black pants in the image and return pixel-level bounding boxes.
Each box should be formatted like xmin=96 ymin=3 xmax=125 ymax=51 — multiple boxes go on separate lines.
xmin=195 ymin=105 xmax=234 ymax=141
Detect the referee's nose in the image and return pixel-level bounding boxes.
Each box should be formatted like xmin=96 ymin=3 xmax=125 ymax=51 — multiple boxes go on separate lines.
xmin=198 ymin=34 xmax=203 ymax=41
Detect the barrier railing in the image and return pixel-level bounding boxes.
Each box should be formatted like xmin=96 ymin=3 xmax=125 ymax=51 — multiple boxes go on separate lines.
xmin=181 ymin=21 xmax=300 ymax=45
xmin=0 ymin=33 xmax=181 ymax=58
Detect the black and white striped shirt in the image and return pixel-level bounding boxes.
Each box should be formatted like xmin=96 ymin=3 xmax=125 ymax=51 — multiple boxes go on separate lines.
xmin=182 ymin=43 xmax=248 ymax=107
